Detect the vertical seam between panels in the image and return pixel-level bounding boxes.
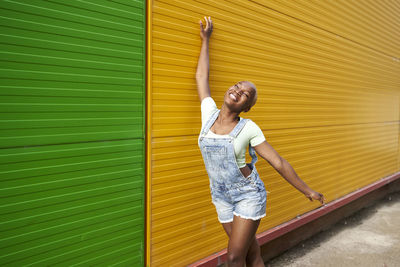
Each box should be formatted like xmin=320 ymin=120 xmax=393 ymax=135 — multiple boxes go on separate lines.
xmin=145 ymin=0 xmax=152 ymax=266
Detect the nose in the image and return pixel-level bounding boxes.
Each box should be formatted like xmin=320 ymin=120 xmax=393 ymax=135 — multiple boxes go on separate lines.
xmin=232 ymin=87 xmax=241 ymax=95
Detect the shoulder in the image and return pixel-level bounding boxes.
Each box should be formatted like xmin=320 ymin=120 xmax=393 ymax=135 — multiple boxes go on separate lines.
xmin=242 ymin=118 xmax=265 ymax=146
xmin=201 ymin=97 xmax=218 ymax=115
xmin=243 ymin=118 xmax=262 ymax=131
xmin=201 ymin=97 xmax=218 ymax=126
xmin=201 ymin=97 xmax=217 ymax=110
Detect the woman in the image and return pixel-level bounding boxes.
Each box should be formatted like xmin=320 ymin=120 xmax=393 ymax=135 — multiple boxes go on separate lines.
xmin=196 ymin=17 xmax=325 ymax=267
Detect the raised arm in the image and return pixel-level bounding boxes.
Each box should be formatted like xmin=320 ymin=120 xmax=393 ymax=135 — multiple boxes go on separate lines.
xmin=255 ymin=141 xmax=325 ymax=204
xmin=196 ymin=16 xmax=213 ymax=102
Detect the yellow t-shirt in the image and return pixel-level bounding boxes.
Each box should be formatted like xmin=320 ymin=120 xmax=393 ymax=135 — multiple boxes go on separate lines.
xmin=199 ymin=97 xmax=266 ymax=168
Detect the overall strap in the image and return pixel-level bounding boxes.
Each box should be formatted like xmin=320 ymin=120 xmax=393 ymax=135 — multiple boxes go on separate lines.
xmin=229 ymin=118 xmax=248 ymax=138
xmin=201 ymin=109 xmax=220 ymax=136
xmin=248 ymin=144 xmax=258 ymax=165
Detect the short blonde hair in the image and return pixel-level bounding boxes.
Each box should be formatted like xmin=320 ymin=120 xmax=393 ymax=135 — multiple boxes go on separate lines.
xmin=241 ymin=81 xmax=257 ymax=108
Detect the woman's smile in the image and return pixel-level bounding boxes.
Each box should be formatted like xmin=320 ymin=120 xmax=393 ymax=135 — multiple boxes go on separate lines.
xmin=229 ymin=93 xmax=238 ymax=101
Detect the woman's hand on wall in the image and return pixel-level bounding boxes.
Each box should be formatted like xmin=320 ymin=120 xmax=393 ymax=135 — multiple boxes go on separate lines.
xmin=199 ymin=16 xmax=213 ymax=41
xmin=304 ymin=190 xmax=325 ymax=204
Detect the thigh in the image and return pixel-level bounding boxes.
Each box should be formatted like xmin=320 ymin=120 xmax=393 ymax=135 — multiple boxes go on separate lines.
xmin=228 ymin=215 xmax=261 ymax=257
xmin=222 ymin=222 xmax=233 ymax=237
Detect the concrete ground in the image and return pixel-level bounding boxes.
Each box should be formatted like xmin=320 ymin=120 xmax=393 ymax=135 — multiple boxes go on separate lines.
xmin=266 ymin=191 xmax=400 ymax=267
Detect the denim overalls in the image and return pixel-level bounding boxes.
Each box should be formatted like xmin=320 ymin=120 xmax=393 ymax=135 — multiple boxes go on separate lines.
xmin=199 ymin=110 xmax=267 ymax=223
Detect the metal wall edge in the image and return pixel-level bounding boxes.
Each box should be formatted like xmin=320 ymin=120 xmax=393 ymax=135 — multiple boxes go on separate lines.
xmin=145 ymin=0 xmax=153 ymax=265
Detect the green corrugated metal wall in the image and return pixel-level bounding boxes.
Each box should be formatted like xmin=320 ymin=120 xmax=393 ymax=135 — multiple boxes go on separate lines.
xmin=0 ymin=1 xmax=145 ymax=266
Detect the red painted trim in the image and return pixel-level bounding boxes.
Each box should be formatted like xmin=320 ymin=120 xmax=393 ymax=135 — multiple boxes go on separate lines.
xmin=188 ymin=172 xmax=400 ymax=267
xmin=188 ymin=251 xmax=226 ymax=267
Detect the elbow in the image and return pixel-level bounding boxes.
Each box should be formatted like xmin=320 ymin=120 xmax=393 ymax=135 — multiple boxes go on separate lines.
xmin=196 ymin=72 xmax=207 ymax=82
xmin=196 ymin=67 xmax=209 ymax=80
xmin=274 ymin=156 xmax=285 ymax=172
xmin=195 ymin=72 xmax=202 ymax=81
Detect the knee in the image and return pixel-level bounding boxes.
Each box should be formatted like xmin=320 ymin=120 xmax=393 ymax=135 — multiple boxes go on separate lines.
xmin=227 ymin=250 xmax=244 ymax=265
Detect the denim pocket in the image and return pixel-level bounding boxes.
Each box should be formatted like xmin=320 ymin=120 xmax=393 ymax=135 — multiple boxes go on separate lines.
xmin=236 ymin=172 xmax=258 ymax=190
xmin=205 ymin=145 xmax=226 ymax=155
xmin=205 ymin=146 xmax=227 ymax=171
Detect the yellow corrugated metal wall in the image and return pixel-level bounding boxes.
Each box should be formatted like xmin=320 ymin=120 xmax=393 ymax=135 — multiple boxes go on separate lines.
xmin=148 ymin=0 xmax=400 ymax=266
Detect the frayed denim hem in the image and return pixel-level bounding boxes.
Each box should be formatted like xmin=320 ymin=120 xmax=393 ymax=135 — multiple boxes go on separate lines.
xmin=218 ymin=218 xmax=234 ymax=224
xmin=233 ymin=212 xmax=266 ymax=221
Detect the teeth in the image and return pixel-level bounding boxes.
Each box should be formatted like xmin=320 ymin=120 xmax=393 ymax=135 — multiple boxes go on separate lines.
xmin=229 ymin=93 xmax=237 ymax=101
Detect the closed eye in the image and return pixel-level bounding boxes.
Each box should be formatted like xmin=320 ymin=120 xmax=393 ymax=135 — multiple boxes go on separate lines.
xmin=234 ymin=84 xmax=248 ymax=97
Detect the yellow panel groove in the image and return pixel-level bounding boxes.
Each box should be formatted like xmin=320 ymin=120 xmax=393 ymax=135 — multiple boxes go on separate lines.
xmin=150 ymin=0 xmax=400 ymax=266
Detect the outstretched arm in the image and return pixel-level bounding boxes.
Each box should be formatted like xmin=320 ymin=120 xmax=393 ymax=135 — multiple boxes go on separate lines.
xmin=255 ymin=141 xmax=325 ymax=204
xmin=196 ymin=16 xmax=213 ymax=102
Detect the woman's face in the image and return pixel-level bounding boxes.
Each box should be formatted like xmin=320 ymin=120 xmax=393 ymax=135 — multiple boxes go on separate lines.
xmin=224 ymin=81 xmax=257 ymax=113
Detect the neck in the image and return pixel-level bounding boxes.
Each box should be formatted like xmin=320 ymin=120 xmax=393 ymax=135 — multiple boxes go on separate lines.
xmin=219 ymin=104 xmax=240 ymax=123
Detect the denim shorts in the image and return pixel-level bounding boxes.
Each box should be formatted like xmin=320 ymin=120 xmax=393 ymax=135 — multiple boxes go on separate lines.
xmin=210 ymin=167 xmax=267 ymax=223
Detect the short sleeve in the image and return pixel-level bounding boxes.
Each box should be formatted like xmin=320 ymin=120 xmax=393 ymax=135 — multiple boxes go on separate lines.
xmin=247 ymin=120 xmax=266 ymax=147
xmin=201 ymin=97 xmax=218 ymax=128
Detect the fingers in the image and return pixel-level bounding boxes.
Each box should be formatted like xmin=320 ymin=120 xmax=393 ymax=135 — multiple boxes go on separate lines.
xmin=307 ymin=191 xmax=325 ymax=205
xmin=202 ymin=16 xmax=213 ymax=31
xmin=204 ymin=16 xmax=209 ymax=30
xmin=317 ymin=193 xmax=325 ymax=205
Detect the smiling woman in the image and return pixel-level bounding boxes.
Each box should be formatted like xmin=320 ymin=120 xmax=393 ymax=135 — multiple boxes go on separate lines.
xmin=196 ymin=16 xmax=324 ymax=267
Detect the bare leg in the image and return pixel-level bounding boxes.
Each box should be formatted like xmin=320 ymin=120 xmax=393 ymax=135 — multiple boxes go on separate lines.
xmin=245 ymin=236 xmax=265 ymax=267
xmin=222 ymin=223 xmax=263 ymax=265
xmin=222 ymin=216 xmax=265 ymax=267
